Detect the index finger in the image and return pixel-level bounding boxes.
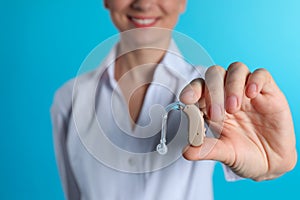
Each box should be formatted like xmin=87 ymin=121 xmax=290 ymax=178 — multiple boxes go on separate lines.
xmin=205 ymin=66 xmax=226 ymax=122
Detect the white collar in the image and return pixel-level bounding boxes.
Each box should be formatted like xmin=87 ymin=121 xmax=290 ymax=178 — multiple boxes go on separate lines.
xmin=103 ymin=39 xmax=199 ymax=88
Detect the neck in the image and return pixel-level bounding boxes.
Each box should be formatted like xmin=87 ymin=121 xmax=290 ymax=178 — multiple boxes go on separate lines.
xmin=115 ymin=39 xmax=171 ymax=82
xmin=113 ymin=35 xmax=171 ymax=127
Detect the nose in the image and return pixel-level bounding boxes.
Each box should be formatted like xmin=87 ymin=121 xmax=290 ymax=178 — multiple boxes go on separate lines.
xmin=131 ymin=0 xmax=154 ymax=11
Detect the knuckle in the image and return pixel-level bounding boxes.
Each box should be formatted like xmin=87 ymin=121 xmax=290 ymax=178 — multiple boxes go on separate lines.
xmin=206 ymin=65 xmax=225 ymax=76
xmin=205 ymin=66 xmax=224 ymax=90
xmin=225 ymin=63 xmax=249 ymax=94
xmin=190 ymin=78 xmax=203 ymax=86
xmin=225 ymin=78 xmax=244 ymax=91
xmin=253 ymin=68 xmax=272 ymax=81
xmin=205 ymin=83 xmax=223 ymax=100
xmin=254 ymin=68 xmax=270 ymax=75
xmin=228 ymin=62 xmax=248 ymax=73
xmin=225 ymin=74 xmax=246 ymax=90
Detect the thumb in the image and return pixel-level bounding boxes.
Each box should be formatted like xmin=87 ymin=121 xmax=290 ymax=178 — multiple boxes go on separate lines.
xmin=182 ymin=137 xmax=234 ymax=166
xmin=180 ymin=78 xmax=204 ymax=104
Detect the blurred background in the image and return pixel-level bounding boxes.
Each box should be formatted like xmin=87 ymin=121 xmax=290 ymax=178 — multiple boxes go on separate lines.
xmin=1 ymin=0 xmax=299 ymax=199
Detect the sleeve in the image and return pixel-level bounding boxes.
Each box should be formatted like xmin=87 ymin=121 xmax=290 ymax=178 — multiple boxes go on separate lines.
xmin=50 ymin=82 xmax=81 ymax=200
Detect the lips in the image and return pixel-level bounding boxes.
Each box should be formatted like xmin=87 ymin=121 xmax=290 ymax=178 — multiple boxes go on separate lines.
xmin=128 ymin=16 xmax=158 ymax=28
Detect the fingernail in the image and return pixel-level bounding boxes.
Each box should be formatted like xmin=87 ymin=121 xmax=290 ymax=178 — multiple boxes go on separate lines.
xmin=209 ymin=103 xmax=223 ymax=121
xmin=226 ymin=96 xmax=237 ymax=112
xmin=180 ymin=88 xmax=195 ymax=101
xmin=247 ymin=83 xmax=257 ymax=97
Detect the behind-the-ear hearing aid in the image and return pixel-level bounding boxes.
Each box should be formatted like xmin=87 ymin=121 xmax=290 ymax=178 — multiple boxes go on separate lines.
xmin=156 ymin=102 xmax=206 ymax=155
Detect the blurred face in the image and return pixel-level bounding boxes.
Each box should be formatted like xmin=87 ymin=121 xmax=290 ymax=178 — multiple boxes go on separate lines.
xmin=104 ymin=0 xmax=186 ymax=32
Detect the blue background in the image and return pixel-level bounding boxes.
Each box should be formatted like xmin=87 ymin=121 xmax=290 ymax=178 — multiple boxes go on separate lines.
xmin=1 ymin=0 xmax=299 ymax=199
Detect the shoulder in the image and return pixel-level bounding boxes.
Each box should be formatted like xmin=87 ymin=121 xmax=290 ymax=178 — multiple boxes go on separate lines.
xmin=50 ymin=78 xmax=75 ymax=120
xmin=51 ymin=70 xmax=99 ymax=118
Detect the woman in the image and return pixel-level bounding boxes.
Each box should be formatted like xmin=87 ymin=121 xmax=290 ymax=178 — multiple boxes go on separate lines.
xmin=51 ymin=0 xmax=296 ymax=199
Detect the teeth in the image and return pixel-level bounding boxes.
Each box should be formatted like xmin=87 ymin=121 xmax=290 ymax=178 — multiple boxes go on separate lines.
xmin=131 ymin=18 xmax=155 ymax=25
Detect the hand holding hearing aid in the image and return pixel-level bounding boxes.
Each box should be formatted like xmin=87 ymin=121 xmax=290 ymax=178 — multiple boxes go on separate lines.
xmin=179 ymin=63 xmax=296 ymax=181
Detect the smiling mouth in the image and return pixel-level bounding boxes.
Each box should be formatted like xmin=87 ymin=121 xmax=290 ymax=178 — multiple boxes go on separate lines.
xmin=128 ymin=16 xmax=158 ymax=28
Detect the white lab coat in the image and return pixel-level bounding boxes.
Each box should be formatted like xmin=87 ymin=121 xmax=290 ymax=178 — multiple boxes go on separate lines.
xmin=51 ymin=41 xmax=240 ymax=200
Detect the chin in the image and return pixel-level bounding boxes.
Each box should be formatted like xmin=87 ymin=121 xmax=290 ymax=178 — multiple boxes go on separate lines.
xmin=120 ymin=27 xmax=172 ymax=50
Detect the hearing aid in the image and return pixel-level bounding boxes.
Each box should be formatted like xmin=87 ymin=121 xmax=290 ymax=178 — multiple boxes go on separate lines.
xmin=157 ymin=102 xmax=206 ymax=155
xmin=183 ymin=104 xmax=206 ymax=147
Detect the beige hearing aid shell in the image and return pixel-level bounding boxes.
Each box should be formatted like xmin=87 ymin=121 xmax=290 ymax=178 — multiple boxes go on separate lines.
xmin=183 ymin=104 xmax=206 ymax=146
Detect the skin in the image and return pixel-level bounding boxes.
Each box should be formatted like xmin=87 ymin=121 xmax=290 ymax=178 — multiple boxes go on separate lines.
xmin=180 ymin=63 xmax=297 ymax=181
xmin=104 ymin=0 xmax=186 ymax=32
xmin=105 ymin=0 xmax=297 ymax=180
xmin=104 ymin=0 xmax=186 ymax=125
